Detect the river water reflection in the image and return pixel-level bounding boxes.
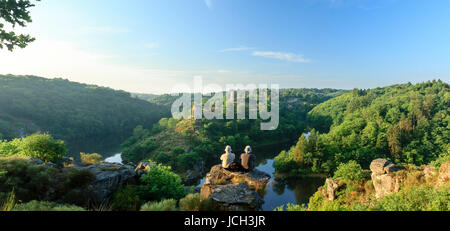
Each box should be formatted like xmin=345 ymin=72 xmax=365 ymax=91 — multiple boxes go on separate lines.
xmin=103 ymin=142 xmax=325 ymax=211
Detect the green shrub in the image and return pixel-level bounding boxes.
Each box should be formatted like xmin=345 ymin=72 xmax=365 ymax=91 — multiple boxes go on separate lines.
xmin=333 ymin=160 xmax=367 ymax=184
xmin=66 ymin=169 xmax=96 ymax=189
xmin=273 ymin=150 xmax=298 ymax=173
xmin=110 ymin=185 xmax=140 ymax=211
xmin=275 ymin=203 xmax=307 ymax=211
xmin=0 ymin=133 xmax=67 ymax=163
xmin=373 ymin=184 xmax=450 ymax=211
xmin=154 ymin=152 xmax=172 ymax=166
xmin=430 ymin=152 xmax=450 ymax=170
xmin=80 ymin=152 xmax=102 ymax=166
xmin=0 ymin=157 xmax=94 ymax=207
xmin=178 ymin=193 xmax=221 ymax=211
xmin=0 ymin=157 xmax=59 ymax=202
xmin=138 ymin=163 xmax=185 ymax=201
xmin=16 ymin=133 xmax=67 ymax=163
xmin=12 ymin=201 xmax=85 ymax=211
xmin=140 ymin=199 xmax=178 ymax=211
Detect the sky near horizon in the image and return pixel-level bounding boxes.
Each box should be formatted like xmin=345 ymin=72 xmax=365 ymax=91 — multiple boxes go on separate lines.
xmin=1 ymin=0 xmax=449 ymax=94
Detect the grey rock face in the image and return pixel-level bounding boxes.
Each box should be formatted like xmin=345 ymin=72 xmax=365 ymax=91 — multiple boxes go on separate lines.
xmin=201 ymin=183 xmax=263 ymax=211
xmin=370 ymin=159 xmax=400 ymax=199
xmin=77 ymin=162 xmax=136 ymax=203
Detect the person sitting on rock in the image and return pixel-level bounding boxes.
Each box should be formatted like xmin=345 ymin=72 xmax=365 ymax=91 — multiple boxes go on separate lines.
xmin=220 ymin=145 xmax=235 ymax=170
xmin=241 ymin=146 xmax=256 ymax=172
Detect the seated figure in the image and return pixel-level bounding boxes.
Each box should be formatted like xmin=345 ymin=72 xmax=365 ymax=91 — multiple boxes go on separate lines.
xmin=220 ymin=145 xmax=235 ymax=170
xmin=241 ymin=146 xmax=256 ymax=172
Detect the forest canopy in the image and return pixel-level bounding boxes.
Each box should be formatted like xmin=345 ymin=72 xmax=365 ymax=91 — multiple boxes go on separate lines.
xmin=122 ymin=88 xmax=347 ymax=174
xmin=274 ymin=80 xmax=449 ymax=175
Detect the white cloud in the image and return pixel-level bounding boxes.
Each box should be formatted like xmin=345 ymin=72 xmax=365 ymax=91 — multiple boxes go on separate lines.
xmin=252 ymin=51 xmax=310 ymax=63
xmin=218 ymin=46 xmax=255 ymax=52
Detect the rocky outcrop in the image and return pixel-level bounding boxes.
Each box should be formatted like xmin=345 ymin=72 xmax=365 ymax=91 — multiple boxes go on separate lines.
xmin=325 ymin=178 xmax=340 ymax=201
xmin=437 ymin=161 xmax=450 ymax=186
xmin=204 ymin=165 xmax=270 ymax=190
xmin=200 ymin=165 xmax=270 ymax=211
xmin=370 ymin=158 xmax=397 ymax=175
xmin=200 ymin=183 xmax=263 ymax=211
xmin=424 ymin=165 xmax=437 ymax=179
xmin=77 ymin=162 xmax=137 ymax=203
xmin=370 ymin=159 xmax=401 ymax=199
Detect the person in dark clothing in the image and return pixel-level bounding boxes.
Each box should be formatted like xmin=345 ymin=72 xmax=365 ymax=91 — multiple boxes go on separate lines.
xmin=241 ymin=146 xmax=256 ymax=172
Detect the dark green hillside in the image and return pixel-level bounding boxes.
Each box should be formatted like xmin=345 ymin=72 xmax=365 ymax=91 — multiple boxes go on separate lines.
xmin=275 ymin=80 xmax=449 ymax=175
xmin=131 ymin=93 xmax=160 ymax=101
xmin=0 ymin=75 xmax=169 ymax=153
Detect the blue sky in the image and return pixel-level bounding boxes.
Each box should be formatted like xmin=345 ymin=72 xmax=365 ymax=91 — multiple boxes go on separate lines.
xmin=1 ymin=0 xmax=449 ymax=93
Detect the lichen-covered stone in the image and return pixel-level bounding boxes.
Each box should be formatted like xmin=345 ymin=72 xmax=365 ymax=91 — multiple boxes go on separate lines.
xmin=369 ymin=159 xmax=401 ymax=199
xmin=370 ymin=158 xmax=397 ymax=175
xmin=200 ymin=183 xmax=263 ymax=211
xmin=424 ymin=165 xmax=437 ymax=179
xmin=437 ymin=161 xmax=450 ymax=186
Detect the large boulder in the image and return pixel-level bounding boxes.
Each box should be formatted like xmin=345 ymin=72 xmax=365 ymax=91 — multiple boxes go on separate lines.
xmin=78 ymin=162 xmax=136 ymax=203
xmin=371 ymin=173 xmax=402 ymax=199
xmin=200 ymin=183 xmax=263 ymax=211
xmin=437 ymin=161 xmax=450 ymax=186
xmin=424 ymin=165 xmax=437 ymax=179
xmin=200 ymin=165 xmax=270 ymax=211
xmin=204 ymin=165 xmax=270 ymax=190
xmin=370 ymin=158 xmax=397 ymax=175
xmin=370 ymin=159 xmax=401 ymax=199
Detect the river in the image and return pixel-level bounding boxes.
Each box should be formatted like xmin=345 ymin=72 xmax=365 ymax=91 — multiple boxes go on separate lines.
xmin=105 ymin=152 xmax=324 ymax=211
xmin=101 ymin=138 xmax=325 ymax=211
xmin=195 ymin=157 xmax=324 ymax=211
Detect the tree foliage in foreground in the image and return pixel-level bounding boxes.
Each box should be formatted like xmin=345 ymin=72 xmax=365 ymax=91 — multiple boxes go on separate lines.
xmin=0 ymin=0 xmax=40 ymax=51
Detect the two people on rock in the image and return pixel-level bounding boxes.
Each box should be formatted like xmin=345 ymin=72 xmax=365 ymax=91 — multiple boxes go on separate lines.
xmin=220 ymin=145 xmax=256 ymax=173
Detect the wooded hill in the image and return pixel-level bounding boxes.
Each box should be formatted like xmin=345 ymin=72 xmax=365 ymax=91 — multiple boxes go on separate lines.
xmin=0 ymin=75 xmax=169 ymax=153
